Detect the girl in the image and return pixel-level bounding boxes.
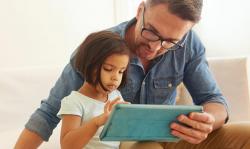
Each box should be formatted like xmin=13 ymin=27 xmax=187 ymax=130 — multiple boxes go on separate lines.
xmin=57 ymin=31 xmax=130 ymax=149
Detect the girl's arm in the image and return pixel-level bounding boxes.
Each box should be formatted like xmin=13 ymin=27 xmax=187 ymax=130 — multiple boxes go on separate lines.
xmin=60 ymin=98 xmax=124 ymax=149
xmin=60 ymin=115 xmax=99 ymax=149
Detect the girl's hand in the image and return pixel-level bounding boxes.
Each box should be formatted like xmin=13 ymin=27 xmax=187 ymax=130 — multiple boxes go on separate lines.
xmin=94 ymin=97 xmax=130 ymax=127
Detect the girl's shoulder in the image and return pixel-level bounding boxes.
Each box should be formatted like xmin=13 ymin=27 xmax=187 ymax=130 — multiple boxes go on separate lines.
xmin=62 ymin=91 xmax=86 ymax=101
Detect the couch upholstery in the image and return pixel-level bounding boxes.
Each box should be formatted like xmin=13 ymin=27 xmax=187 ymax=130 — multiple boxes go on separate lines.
xmin=0 ymin=57 xmax=249 ymax=148
xmin=176 ymin=57 xmax=250 ymax=122
xmin=0 ymin=66 xmax=62 ymax=148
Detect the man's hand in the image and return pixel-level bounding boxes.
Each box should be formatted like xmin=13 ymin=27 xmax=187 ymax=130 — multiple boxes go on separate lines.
xmin=170 ymin=112 xmax=215 ymax=144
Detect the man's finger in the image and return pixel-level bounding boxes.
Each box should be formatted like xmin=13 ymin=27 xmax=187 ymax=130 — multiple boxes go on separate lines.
xmin=171 ymin=122 xmax=208 ymax=141
xmin=177 ymin=114 xmax=213 ymax=133
xmin=171 ymin=129 xmax=203 ymax=144
xmin=189 ymin=112 xmax=215 ymax=124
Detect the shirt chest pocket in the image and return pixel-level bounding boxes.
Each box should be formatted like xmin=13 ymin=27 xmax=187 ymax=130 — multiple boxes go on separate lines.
xmin=154 ymin=79 xmax=175 ymax=89
xmin=152 ymin=76 xmax=182 ymax=104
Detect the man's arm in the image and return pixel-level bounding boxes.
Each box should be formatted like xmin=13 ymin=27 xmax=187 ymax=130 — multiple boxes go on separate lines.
xmin=14 ymin=129 xmax=43 ymax=149
xmin=170 ymin=30 xmax=228 ymax=144
xmin=14 ymin=62 xmax=83 ymax=148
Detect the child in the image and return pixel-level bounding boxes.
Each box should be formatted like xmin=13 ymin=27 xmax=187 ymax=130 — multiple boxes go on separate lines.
xmin=57 ymin=31 xmax=130 ymax=149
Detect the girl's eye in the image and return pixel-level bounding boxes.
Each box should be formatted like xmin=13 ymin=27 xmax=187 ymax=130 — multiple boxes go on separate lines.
xmin=103 ymin=67 xmax=112 ymax=72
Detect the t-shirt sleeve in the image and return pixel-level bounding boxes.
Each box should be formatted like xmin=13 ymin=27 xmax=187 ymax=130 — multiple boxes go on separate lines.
xmin=57 ymin=95 xmax=84 ymax=118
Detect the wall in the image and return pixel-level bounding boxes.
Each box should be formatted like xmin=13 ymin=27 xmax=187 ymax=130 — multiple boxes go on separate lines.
xmin=115 ymin=0 xmax=250 ymax=57
xmin=197 ymin=0 xmax=250 ymax=57
xmin=0 ymin=0 xmax=116 ymax=69
xmin=1 ymin=0 xmax=250 ymax=70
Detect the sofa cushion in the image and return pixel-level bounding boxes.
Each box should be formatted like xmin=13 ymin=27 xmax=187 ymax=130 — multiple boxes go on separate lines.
xmin=0 ymin=66 xmax=62 ymax=148
xmin=176 ymin=57 xmax=250 ymax=122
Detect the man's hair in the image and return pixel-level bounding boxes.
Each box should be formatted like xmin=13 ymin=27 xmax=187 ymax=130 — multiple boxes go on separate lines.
xmin=146 ymin=0 xmax=203 ymax=22
xmin=74 ymin=30 xmax=130 ymax=88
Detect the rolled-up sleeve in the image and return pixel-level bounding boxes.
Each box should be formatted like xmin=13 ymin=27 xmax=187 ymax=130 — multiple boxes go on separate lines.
xmin=25 ymin=63 xmax=83 ymax=141
xmin=183 ymin=31 xmax=229 ymax=114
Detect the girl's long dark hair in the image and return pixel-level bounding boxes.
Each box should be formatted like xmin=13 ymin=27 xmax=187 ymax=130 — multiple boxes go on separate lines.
xmin=74 ymin=30 xmax=130 ymax=88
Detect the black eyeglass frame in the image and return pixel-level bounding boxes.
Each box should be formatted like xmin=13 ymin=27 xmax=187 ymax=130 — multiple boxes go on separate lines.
xmin=140 ymin=7 xmax=183 ymax=49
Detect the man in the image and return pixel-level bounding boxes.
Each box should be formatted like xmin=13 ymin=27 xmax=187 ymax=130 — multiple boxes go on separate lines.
xmin=15 ymin=0 xmax=250 ymax=148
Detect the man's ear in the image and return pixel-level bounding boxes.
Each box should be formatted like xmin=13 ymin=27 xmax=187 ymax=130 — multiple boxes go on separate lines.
xmin=136 ymin=1 xmax=145 ymax=20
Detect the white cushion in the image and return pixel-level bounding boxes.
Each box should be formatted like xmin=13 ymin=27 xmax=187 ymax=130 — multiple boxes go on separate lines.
xmin=177 ymin=57 xmax=250 ymax=122
xmin=0 ymin=66 xmax=62 ymax=148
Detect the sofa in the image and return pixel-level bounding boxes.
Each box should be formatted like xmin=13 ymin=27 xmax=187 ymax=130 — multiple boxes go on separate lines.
xmin=176 ymin=56 xmax=250 ymax=122
xmin=0 ymin=57 xmax=249 ymax=148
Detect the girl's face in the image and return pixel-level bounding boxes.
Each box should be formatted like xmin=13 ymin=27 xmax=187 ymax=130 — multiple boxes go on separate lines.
xmin=99 ymin=53 xmax=129 ymax=93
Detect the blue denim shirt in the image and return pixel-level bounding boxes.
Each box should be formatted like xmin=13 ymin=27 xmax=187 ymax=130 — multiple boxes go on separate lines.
xmin=25 ymin=18 xmax=228 ymax=141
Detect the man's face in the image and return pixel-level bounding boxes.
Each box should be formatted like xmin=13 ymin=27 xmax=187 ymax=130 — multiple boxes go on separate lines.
xmin=133 ymin=3 xmax=195 ymax=61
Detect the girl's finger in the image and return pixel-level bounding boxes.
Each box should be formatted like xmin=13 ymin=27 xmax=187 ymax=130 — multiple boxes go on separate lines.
xmin=108 ymin=98 xmax=121 ymax=111
xmin=104 ymin=100 xmax=111 ymax=113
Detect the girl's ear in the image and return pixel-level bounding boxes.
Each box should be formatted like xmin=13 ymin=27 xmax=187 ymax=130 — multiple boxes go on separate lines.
xmin=136 ymin=1 xmax=145 ymax=20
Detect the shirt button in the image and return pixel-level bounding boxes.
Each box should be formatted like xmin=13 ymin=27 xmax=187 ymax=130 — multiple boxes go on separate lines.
xmin=168 ymin=83 xmax=172 ymax=88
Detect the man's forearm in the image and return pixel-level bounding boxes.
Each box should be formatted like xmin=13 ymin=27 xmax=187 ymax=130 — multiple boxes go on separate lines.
xmin=14 ymin=128 xmax=43 ymax=149
xmin=203 ymin=102 xmax=228 ymax=130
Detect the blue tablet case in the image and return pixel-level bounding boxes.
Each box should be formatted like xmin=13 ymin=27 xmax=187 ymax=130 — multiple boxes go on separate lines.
xmin=100 ymin=104 xmax=203 ymax=142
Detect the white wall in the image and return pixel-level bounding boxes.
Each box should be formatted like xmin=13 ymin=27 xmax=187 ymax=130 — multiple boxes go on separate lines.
xmin=116 ymin=0 xmax=250 ymax=57
xmin=1 ymin=0 xmax=250 ymax=70
xmin=197 ymin=0 xmax=250 ymax=57
xmin=0 ymin=0 xmax=116 ymax=69
xmin=113 ymin=0 xmax=141 ymax=23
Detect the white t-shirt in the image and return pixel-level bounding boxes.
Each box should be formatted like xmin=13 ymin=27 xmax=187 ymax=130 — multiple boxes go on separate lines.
xmin=57 ymin=90 xmax=123 ymax=149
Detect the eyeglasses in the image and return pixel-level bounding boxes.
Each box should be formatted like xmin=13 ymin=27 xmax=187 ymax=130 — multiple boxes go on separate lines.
xmin=141 ymin=8 xmax=183 ymax=50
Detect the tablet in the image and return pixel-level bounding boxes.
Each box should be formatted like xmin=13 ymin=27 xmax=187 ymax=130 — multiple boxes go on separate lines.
xmin=99 ymin=104 xmax=203 ymax=142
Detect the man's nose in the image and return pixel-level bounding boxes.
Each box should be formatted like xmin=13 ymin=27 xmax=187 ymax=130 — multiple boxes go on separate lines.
xmin=148 ymin=40 xmax=161 ymax=51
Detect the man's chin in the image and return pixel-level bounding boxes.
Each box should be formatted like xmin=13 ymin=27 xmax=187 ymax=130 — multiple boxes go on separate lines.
xmin=139 ymin=52 xmax=156 ymax=61
xmin=143 ymin=50 xmax=166 ymax=60
xmin=137 ymin=51 xmax=153 ymax=60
